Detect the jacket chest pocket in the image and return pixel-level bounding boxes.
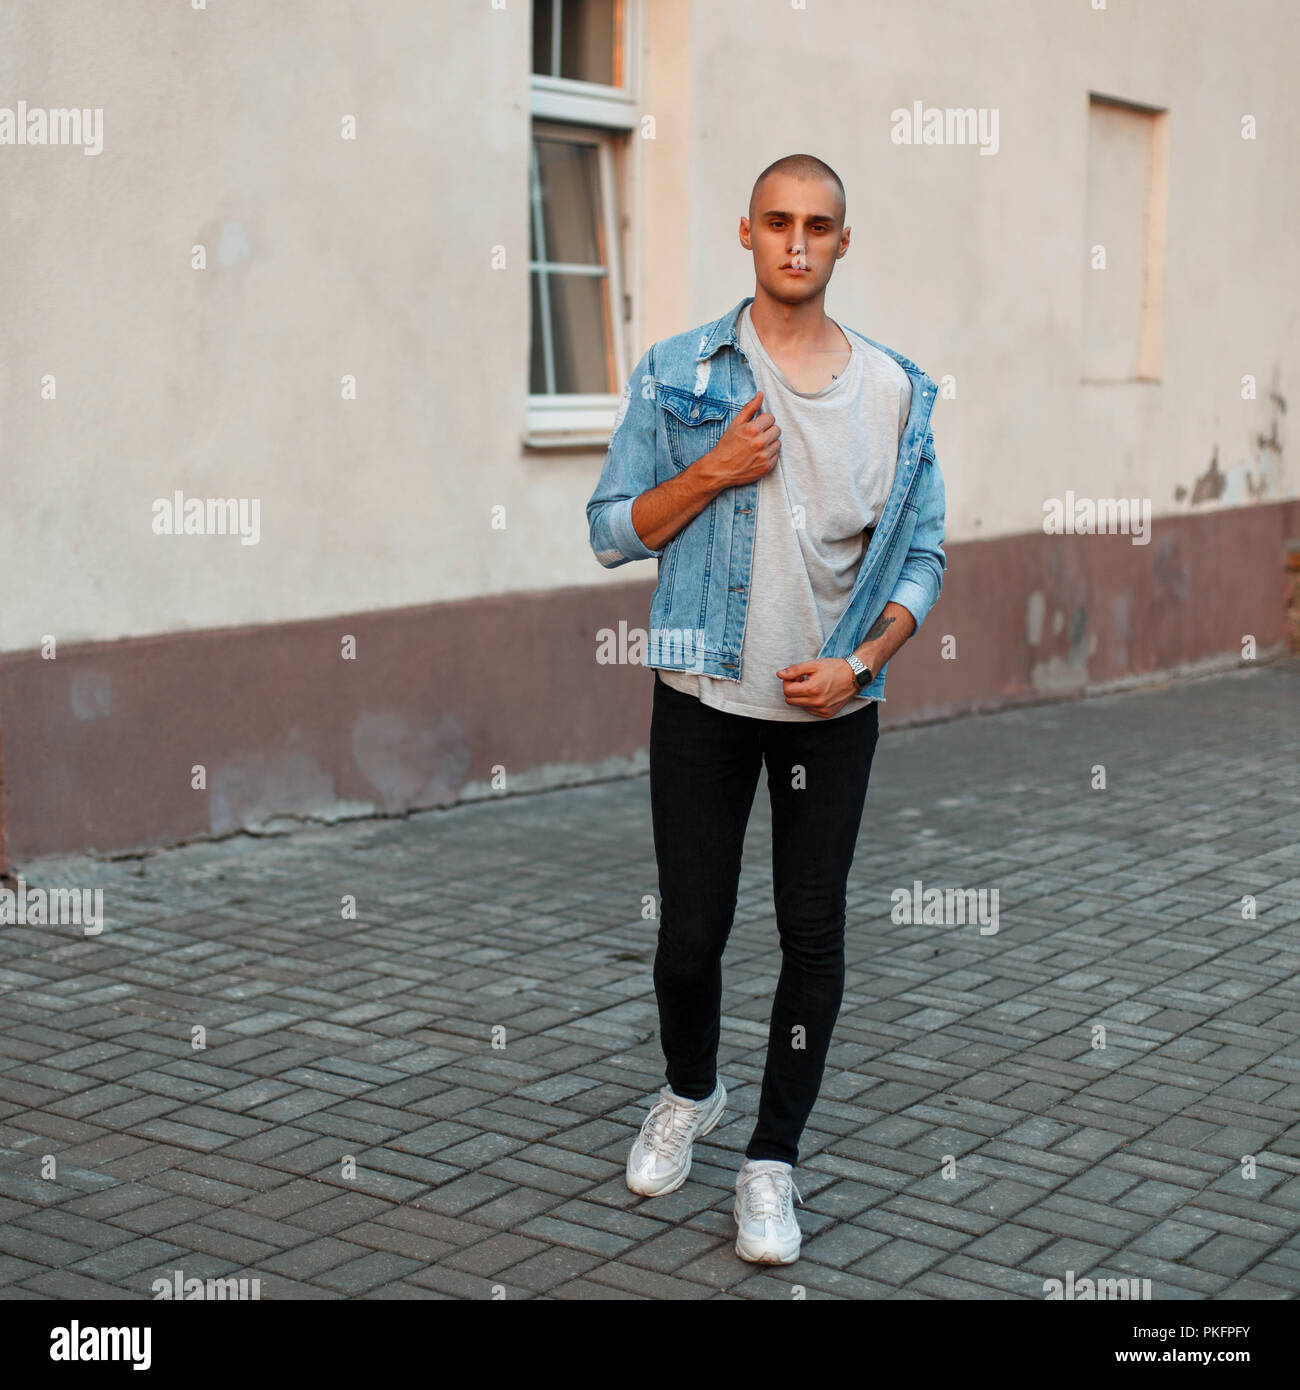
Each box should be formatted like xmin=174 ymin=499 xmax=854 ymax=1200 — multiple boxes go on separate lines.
xmin=659 ymin=387 xmax=731 ymax=472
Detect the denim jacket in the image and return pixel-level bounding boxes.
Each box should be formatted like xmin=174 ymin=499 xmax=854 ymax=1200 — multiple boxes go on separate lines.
xmin=586 ymin=295 xmax=946 ymax=705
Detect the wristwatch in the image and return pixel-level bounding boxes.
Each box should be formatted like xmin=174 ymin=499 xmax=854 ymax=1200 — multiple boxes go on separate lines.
xmin=844 ymin=654 xmax=874 ymax=690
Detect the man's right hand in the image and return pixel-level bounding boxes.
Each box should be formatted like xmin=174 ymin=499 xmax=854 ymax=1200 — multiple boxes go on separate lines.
xmin=698 ymin=391 xmax=780 ymax=490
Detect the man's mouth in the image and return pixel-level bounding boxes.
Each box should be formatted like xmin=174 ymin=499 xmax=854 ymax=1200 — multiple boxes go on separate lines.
xmin=780 ymin=265 xmax=810 ymax=274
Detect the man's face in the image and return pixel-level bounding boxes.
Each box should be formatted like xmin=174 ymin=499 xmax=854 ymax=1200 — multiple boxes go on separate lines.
xmin=741 ymin=172 xmax=849 ymax=302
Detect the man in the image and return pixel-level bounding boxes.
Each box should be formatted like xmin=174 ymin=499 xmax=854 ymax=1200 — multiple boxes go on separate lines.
xmin=586 ymin=154 xmax=946 ymax=1264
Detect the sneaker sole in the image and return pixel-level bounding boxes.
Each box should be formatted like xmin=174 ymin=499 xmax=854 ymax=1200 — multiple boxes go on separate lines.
xmin=625 ymin=1086 xmax=726 ymax=1197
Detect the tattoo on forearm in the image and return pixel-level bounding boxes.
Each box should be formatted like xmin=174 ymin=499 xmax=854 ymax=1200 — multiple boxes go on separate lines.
xmin=863 ymin=615 xmax=896 ymax=643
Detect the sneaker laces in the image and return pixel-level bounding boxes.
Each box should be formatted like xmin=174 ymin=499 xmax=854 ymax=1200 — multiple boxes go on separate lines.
xmin=641 ymin=1093 xmax=705 ymax=1159
xmin=738 ymin=1166 xmax=802 ymax=1223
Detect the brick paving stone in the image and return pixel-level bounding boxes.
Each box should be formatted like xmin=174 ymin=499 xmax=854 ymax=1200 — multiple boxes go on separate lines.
xmin=201 ymin=1207 xmax=320 ymax=1248
xmin=442 ymin=1232 xmax=551 ymax=1276
xmin=847 ymin=1237 xmax=947 ymax=1285
xmin=17 ymin=1268 xmax=151 ymax=1299
xmin=1023 ymin=1235 xmax=1117 ymax=1278
xmin=331 ymin=1219 xmax=453 ymax=1263
xmin=310 ymin=1249 xmax=425 ymax=1294
xmin=407 ymin=1172 xmax=511 ymax=1215
xmin=0 ymin=1254 xmax=44 ymax=1285
xmin=545 ymin=1197 xmax=666 ymax=1240
xmin=278 ymin=1190 xmax=393 ymax=1234
xmin=346 ymin=1148 xmax=461 ymax=1188
xmin=934 ymin=1253 xmax=1052 ymax=1297
xmin=961 ymin=1177 xmax=1061 ymax=1219
xmin=474 ymin=1156 xmax=592 ymax=1199
xmin=1247 ymin=1259 xmax=1300 ymax=1293
xmin=1013 ymin=1200 xmax=1142 ymax=1245
xmin=780 ymin=1263 xmax=896 ymax=1299
xmin=17 ymin=1208 xmax=137 ymax=1251
xmin=960 ymin=1222 xmax=1057 ymax=1266
xmin=451 ymin=1186 xmax=565 ymax=1229
xmin=0 ymin=1224 xmax=94 ymax=1266
xmin=133 ymin=1172 xmax=247 ymax=1210
xmin=1036 ymin=1192 xmax=1150 ymax=1233
xmin=259 ymin=1236 xmax=362 ymax=1280
xmin=549 ymin=1275 xmax=647 ymax=1299
xmin=622 ymin=1226 xmax=724 ymax=1273
xmin=1101 ymin=1248 xmax=1232 ymax=1295
xmin=1057 ymin=1166 xmax=1143 ymax=1202
xmin=799 ymin=1221 xmax=891 ymax=1269
xmin=881 ymin=1194 xmax=1000 ymax=1237
xmin=148 ymin=1221 xmax=277 ymax=1265
xmin=69 ymin=1236 xmax=189 ymax=1280
xmin=798 ymin=1178 xmax=890 ymax=1220
xmin=241 ymin=1270 xmax=348 ymax=1299
xmin=107 ymin=1195 xmax=220 ymax=1235
xmin=1181 ymin=1232 xmax=1277 ymax=1278
xmin=907 ymin=1269 xmax=1027 ymax=1300
xmin=1115 ymin=1179 xmax=1199 ymax=1217
xmin=1176 ymin=1203 xmax=1289 ymax=1243
xmin=490 ymin=1244 xmax=605 ymax=1294
xmin=359 ymin=1279 xmax=447 ymax=1299
xmin=515 ymin=1214 xmax=637 ymax=1258
xmin=585 ymin=1259 xmax=716 ymax=1300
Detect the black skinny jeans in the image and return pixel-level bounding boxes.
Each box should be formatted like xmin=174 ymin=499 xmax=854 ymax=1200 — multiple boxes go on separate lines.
xmin=649 ymin=669 xmax=881 ymax=1165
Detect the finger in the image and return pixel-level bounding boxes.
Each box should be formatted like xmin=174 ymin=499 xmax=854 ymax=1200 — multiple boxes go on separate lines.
xmin=737 ymin=390 xmax=764 ymax=421
xmin=778 ymin=662 xmax=818 ymax=678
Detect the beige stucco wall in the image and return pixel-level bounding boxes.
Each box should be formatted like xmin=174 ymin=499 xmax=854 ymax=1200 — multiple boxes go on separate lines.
xmin=2 ymin=0 xmax=1295 ymax=653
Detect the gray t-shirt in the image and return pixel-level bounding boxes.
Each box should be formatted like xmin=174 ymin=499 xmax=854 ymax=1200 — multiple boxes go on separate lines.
xmin=659 ymin=303 xmax=910 ymax=720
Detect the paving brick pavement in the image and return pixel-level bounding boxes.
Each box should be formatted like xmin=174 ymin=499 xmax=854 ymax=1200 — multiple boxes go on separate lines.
xmin=1 ymin=658 xmax=1298 ymax=1300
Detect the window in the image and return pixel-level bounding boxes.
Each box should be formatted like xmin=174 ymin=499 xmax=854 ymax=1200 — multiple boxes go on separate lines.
xmin=1082 ymin=94 xmax=1170 ymax=383
xmin=533 ymin=0 xmax=621 ymax=86
xmin=529 ymin=126 xmax=622 ymax=398
xmin=527 ymin=1 xmax=641 ymax=445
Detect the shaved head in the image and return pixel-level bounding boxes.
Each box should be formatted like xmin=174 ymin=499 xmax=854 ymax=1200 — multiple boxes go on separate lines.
xmin=748 ymin=153 xmax=846 ymax=225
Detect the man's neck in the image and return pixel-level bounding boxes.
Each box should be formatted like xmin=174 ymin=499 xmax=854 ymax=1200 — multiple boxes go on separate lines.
xmin=748 ymin=284 xmax=836 ymax=354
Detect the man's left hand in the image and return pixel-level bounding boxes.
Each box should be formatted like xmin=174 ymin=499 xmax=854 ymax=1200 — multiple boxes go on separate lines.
xmin=776 ymin=658 xmax=860 ymax=719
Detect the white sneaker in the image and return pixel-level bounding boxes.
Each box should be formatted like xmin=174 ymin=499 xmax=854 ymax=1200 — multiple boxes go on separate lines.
xmin=734 ymin=1159 xmax=803 ymax=1264
xmin=626 ymin=1081 xmax=726 ymax=1196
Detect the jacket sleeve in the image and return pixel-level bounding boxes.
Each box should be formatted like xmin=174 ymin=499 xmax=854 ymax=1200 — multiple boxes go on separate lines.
xmin=887 ymin=429 xmax=947 ymax=632
xmin=586 ymin=346 xmax=664 ymax=568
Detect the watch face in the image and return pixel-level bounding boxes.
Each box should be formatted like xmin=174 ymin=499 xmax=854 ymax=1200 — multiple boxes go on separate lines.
xmin=856 ymin=667 xmax=872 ymax=688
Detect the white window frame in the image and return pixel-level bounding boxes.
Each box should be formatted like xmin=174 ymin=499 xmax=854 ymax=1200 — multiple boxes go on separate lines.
xmin=530 ymin=0 xmax=640 ymax=131
xmin=526 ymin=1 xmax=643 ymax=447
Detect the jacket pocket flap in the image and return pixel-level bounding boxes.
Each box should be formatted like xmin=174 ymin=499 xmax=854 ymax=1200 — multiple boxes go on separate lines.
xmin=657 ymin=387 xmax=731 ymax=427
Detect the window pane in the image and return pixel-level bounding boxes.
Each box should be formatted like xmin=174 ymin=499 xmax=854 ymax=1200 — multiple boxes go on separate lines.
xmin=535 ymin=138 xmax=602 ymax=265
xmin=532 ymin=0 xmax=555 ymax=77
xmin=529 ymin=272 xmax=548 ymax=394
xmin=560 ymin=0 xmax=618 ymax=86
xmin=542 ymin=271 xmax=611 ymax=394
xmin=532 ymin=0 xmax=619 ymax=87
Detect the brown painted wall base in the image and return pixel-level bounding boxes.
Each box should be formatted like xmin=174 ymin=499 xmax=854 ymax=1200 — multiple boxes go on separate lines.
xmin=3 ymin=499 xmax=1298 ymax=866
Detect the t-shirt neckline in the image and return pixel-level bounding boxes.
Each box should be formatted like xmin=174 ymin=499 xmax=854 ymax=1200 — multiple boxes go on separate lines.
xmin=740 ymin=304 xmax=856 ymax=399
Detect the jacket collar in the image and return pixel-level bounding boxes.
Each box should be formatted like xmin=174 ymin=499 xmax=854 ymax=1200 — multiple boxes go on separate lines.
xmin=696 ymin=293 xmax=934 ymax=394
xmin=696 ymin=296 xmax=753 ymax=361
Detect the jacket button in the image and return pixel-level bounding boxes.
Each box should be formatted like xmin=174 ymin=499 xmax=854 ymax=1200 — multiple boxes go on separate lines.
xmin=690 ymin=406 xmax=699 ymax=418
